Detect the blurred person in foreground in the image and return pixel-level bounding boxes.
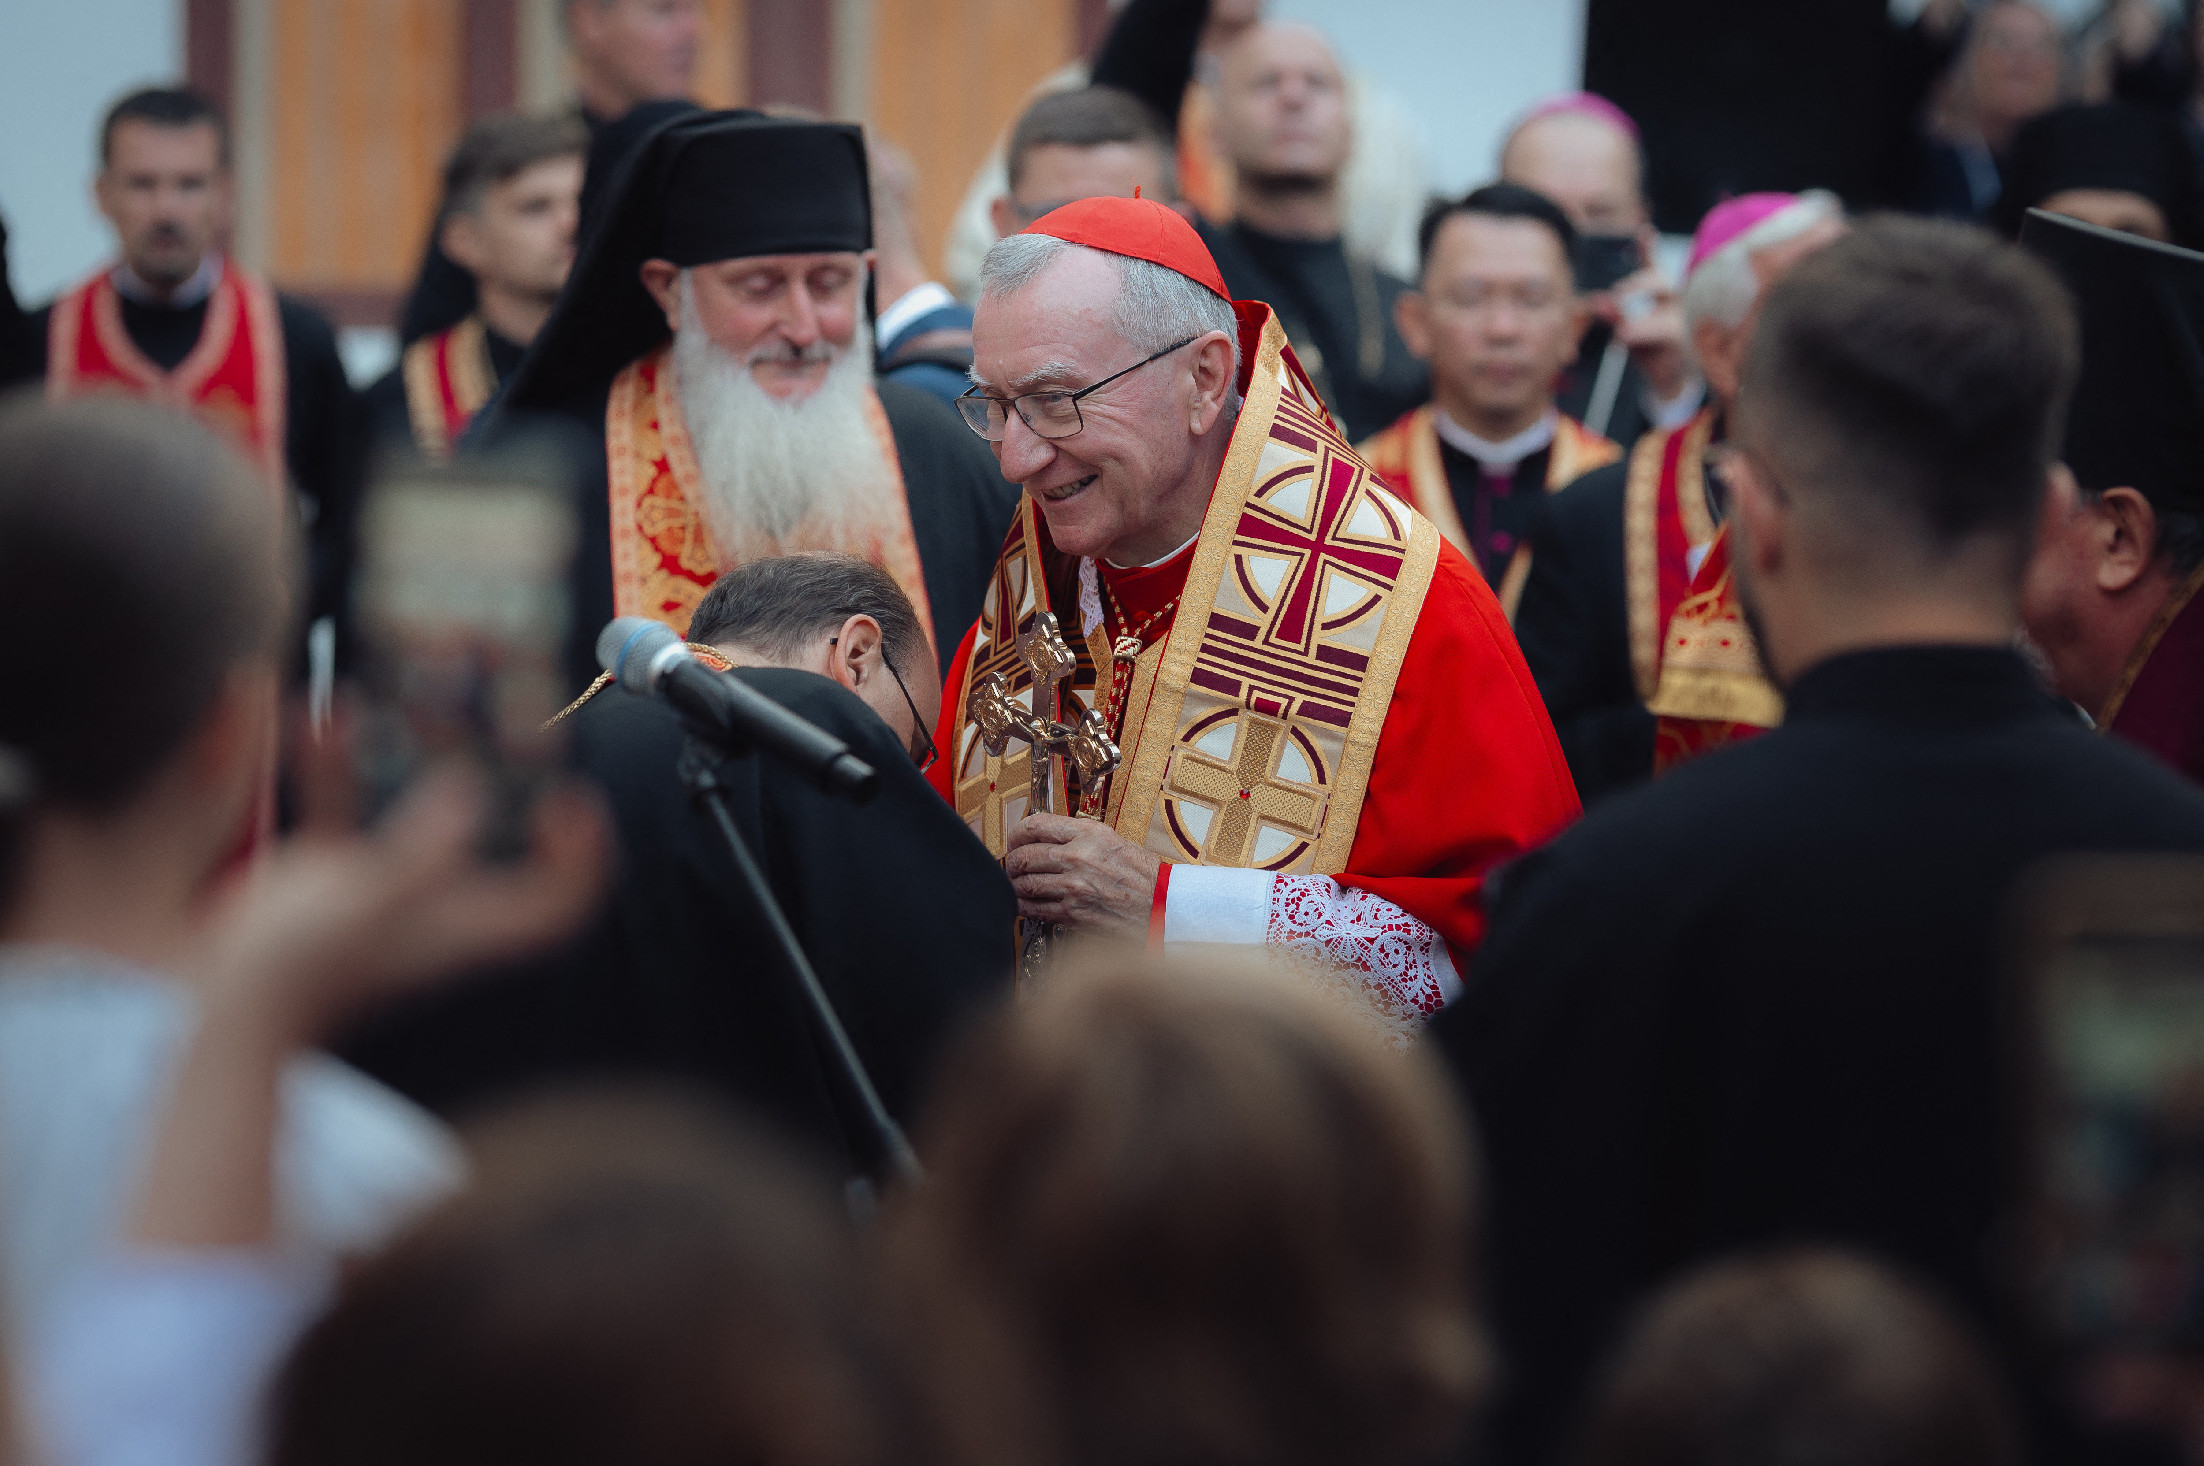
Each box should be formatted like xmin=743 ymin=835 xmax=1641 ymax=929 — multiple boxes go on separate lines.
xmin=1918 ymin=0 xmax=2068 ymax=222
xmin=498 ymin=110 xmax=1019 ymax=691
xmin=1499 ymin=94 xmax=1702 ymax=451
xmin=1995 ymin=100 xmax=2204 ymax=247
xmin=1511 ymin=191 xmax=1844 ymax=804
xmin=344 ymin=554 xmax=1013 ymax=1167
xmin=368 ymin=113 xmax=586 ymax=460
xmin=1360 ymin=184 xmax=1619 ymax=613
xmin=939 ymin=195 xmax=1576 ymax=1019
xmin=1578 ymin=1250 xmax=2020 ymax=1466
xmin=0 ymin=395 xmax=598 ymax=1352
xmin=870 ymin=137 xmax=978 ymax=404
xmin=2022 ymin=211 xmax=2204 ymax=785
xmin=1427 ymin=218 xmax=2204 ymax=1466
xmin=1196 ymin=22 xmax=1426 ymax=442
xmin=34 ymin=86 xmax=357 ymax=645
xmin=269 ymin=1093 xmax=893 ymax=1466
xmin=884 ymin=952 xmax=1488 ymax=1466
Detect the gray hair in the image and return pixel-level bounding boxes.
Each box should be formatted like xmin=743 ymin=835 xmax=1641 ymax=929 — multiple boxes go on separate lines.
xmin=1681 ymin=190 xmax=1845 ymax=340
xmin=978 ymin=233 xmax=1240 ymax=382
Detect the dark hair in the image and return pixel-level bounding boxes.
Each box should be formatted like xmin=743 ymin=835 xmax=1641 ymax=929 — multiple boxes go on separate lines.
xmin=441 ymin=111 xmax=589 ymax=218
xmin=687 ymin=553 xmax=928 ymax=681
xmin=1577 ymin=1249 xmax=2020 ymax=1466
xmin=0 ymin=393 xmax=286 ymax=902
xmin=885 ymin=952 xmax=1489 ymax=1466
xmin=1418 ymin=182 xmax=1580 ymax=278
xmin=1740 ymin=215 xmax=2078 ymax=558
xmin=269 ymin=1091 xmax=898 ymax=1466
xmin=100 ymin=85 xmax=229 ymax=168
xmin=1006 ymin=87 xmax=1176 ymax=198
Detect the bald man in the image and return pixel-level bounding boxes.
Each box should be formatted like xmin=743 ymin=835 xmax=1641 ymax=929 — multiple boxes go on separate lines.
xmin=1197 ymin=22 xmax=1428 ymax=442
xmin=1501 ymin=96 xmax=1701 ymax=451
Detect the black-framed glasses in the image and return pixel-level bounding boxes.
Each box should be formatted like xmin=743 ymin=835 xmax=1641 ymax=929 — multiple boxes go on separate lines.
xmin=956 ymin=335 xmax=1199 ymax=442
xmin=836 ymin=636 xmax=937 ymax=771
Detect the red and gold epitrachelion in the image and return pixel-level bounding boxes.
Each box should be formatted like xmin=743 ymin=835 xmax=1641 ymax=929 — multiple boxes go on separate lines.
xmin=400 ymin=315 xmax=497 ymax=461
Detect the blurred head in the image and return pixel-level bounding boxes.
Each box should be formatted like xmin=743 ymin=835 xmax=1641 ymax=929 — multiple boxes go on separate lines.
xmin=885 ymin=952 xmax=1489 ymax=1466
xmin=95 ymin=87 xmax=231 ymax=290
xmin=1398 ymin=184 xmax=1587 ymax=438
xmin=971 ymin=236 xmax=1240 ymax=564
xmin=1958 ymin=1 xmax=2064 ymax=144
xmin=2022 ymin=474 xmax=2204 ymax=715
xmin=1726 ymin=217 xmax=2078 ymax=683
xmin=1212 ymin=23 xmax=1352 ymax=195
xmin=0 ymin=395 xmax=288 ymax=921
xmin=566 ymin=0 xmax=700 ymax=119
xmin=994 ymin=88 xmax=1178 ymax=239
xmin=1996 ymin=103 xmax=2202 ymax=249
xmin=438 ymin=113 xmax=587 ymax=323
xmin=1499 ymin=99 xmax=1647 ymax=238
xmin=269 ymin=1092 xmax=894 ymax=1466
xmin=1578 ymin=1250 xmax=2020 ymax=1466
xmin=688 ymin=553 xmax=939 ymax=766
xmin=1681 ymin=192 xmax=1847 ymax=407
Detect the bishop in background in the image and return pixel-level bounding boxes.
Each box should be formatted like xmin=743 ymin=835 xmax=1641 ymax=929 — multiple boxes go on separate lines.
xmin=498 ymin=109 xmax=1021 ymax=689
xmin=929 ymin=195 xmax=1581 ymax=1022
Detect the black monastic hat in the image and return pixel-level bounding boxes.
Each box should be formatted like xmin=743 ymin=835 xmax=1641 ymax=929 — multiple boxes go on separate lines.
xmin=503 ymin=109 xmax=873 ymax=414
xmin=2022 ymin=208 xmax=2204 ymax=516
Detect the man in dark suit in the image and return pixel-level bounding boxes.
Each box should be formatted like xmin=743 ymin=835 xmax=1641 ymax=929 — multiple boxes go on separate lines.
xmin=1427 ymin=218 xmax=2204 ymax=1466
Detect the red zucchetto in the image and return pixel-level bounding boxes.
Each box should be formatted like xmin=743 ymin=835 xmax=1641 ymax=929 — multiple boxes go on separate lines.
xmin=1020 ymin=194 xmax=1233 ymax=303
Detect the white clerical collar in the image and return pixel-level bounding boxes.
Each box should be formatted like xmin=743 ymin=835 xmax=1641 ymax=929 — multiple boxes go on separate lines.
xmin=874 ymin=280 xmax=959 ymax=347
xmin=1432 ymin=407 xmax=1557 ymax=473
xmin=110 ymin=254 xmax=221 ymax=309
xmin=1106 ymin=531 xmax=1200 ymax=572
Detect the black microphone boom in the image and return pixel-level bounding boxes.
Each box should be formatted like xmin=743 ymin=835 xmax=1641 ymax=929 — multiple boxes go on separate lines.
xmin=597 ymin=616 xmax=878 ymax=802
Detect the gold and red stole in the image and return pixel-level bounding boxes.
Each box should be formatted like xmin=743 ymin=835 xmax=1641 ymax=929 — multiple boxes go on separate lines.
xmin=1356 ymin=404 xmax=1620 ymax=618
xmin=400 ymin=315 xmax=497 ymax=461
xmin=603 ymin=342 xmax=935 ymax=642
xmin=46 ymin=259 xmax=287 ymax=485
xmin=1646 ymin=522 xmax=1782 ymax=772
xmin=949 ymin=301 xmax=1441 ymax=874
xmin=1623 ymin=406 xmax=1721 ymax=705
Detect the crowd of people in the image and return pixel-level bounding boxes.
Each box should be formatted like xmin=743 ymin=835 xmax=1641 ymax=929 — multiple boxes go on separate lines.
xmin=5 ymin=0 xmax=2204 ymax=1464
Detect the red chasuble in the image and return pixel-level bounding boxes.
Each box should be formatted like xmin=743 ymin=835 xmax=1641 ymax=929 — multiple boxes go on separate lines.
xmin=45 ymin=259 xmax=287 ymax=486
xmin=1357 ymin=404 xmax=1620 ymax=617
xmin=400 ymin=315 xmax=497 ymax=461
xmin=1647 ymin=522 xmax=1782 ymax=771
xmin=2101 ymin=561 xmax=2204 ymax=784
xmin=930 ymin=301 xmax=1580 ymax=1022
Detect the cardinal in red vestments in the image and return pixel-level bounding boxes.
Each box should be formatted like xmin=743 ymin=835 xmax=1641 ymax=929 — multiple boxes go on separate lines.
xmin=927 ymin=195 xmax=1579 ymax=1024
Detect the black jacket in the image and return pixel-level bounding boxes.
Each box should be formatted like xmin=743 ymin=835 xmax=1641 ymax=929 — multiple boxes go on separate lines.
xmin=1427 ymin=646 xmax=2204 ymax=1466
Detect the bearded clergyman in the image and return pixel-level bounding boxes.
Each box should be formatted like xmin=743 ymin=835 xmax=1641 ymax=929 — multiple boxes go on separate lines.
xmin=928 ymin=195 xmax=1581 ymax=1022
xmin=498 ymin=110 xmax=1021 ymax=689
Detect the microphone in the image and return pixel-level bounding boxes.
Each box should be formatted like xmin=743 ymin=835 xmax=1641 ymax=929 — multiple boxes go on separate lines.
xmin=596 ymin=617 xmax=879 ymax=802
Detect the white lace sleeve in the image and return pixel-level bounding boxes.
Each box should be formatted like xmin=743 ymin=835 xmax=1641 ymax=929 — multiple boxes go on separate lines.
xmin=1162 ymin=867 xmax=1461 ymax=1022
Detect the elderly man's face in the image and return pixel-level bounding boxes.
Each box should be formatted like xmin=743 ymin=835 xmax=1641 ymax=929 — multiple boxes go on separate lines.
xmin=1214 ymin=23 xmax=1351 ymax=186
xmin=641 ymin=251 xmax=867 ymax=400
xmin=1500 ymin=112 xmax=1646 ymax=238
xmin=970 ymin=249 xmax=1227 ymax=563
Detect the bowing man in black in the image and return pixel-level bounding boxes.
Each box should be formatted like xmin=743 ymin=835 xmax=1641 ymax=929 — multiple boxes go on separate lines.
xmin=343 ymin=553 xmax=1015 ymax=1171
xmin=1426 ymin=220 xmax=2204 ymax=1466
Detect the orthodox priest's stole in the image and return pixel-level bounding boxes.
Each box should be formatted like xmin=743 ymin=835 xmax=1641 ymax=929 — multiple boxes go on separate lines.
xmin=950 ymin=302 xmax=1440 ymax=875
xmin=45 ymin=260 xmax=287 ymax=485
xmin=603 ymin=343 xmax=935 ymax=645
xmin=401 ymin=315 xmax=497 ymax=461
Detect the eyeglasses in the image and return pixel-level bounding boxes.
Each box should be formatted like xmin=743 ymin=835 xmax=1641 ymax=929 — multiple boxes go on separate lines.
xmin=956 ymin=336 xmax=1199 ymax=442
xmin=835 ymin=636 xmax=938 ymax=771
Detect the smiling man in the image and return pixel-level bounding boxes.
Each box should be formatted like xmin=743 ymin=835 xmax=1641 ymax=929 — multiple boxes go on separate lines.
xmin=501 ymin=110 xmax=1020 ymax=690
xmin=929 ymin=194 xmax=1579 ymax=1020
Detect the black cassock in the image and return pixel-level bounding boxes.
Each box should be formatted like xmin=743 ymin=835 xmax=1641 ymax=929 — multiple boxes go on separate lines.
xmin=1426 ymin=648 xmax=2204 ymax=1466
xmin=341 ymin=667 xmax=1016 ymax=1170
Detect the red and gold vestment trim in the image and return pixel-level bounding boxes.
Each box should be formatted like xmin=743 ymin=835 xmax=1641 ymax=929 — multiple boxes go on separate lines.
xmin=400 ymin=315 xmax=496 ymax=461
xmin=604 ymin=343 xmax=935 ymax=643
xmin=1622 ymin=406 xmax=1717 ymax=703
xmin=46 ymin=259 xmax=287 ymax=486
xmin=1646 ymin=523 xmax=1782 ymax=772
xmin=949 ymin=302 xmax=1441 ymax=876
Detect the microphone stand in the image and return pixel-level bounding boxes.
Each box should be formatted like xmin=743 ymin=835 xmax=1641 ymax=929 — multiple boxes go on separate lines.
xmin=674 ymin=735 xmax=923 ymax=1188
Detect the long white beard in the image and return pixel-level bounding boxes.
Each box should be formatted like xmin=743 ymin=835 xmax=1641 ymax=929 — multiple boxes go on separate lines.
xmin=671 ymin=276 xmax=902 ymax=565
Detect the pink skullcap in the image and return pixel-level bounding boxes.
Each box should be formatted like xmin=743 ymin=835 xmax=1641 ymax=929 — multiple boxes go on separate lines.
xmin=1687 ymin=193 xmax=1799 ymax=276
xmin=1514 ymin=91 xmax=1640 ymax=143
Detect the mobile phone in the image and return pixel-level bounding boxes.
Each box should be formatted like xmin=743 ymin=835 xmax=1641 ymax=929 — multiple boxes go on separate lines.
xmin=1575 ymin=232 xmax=1645 ymax=294
xmin=2010 ymin=855 xmax=2204 ymax=1452
xmin=350 ymin=457 xmax=579 ymax=856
